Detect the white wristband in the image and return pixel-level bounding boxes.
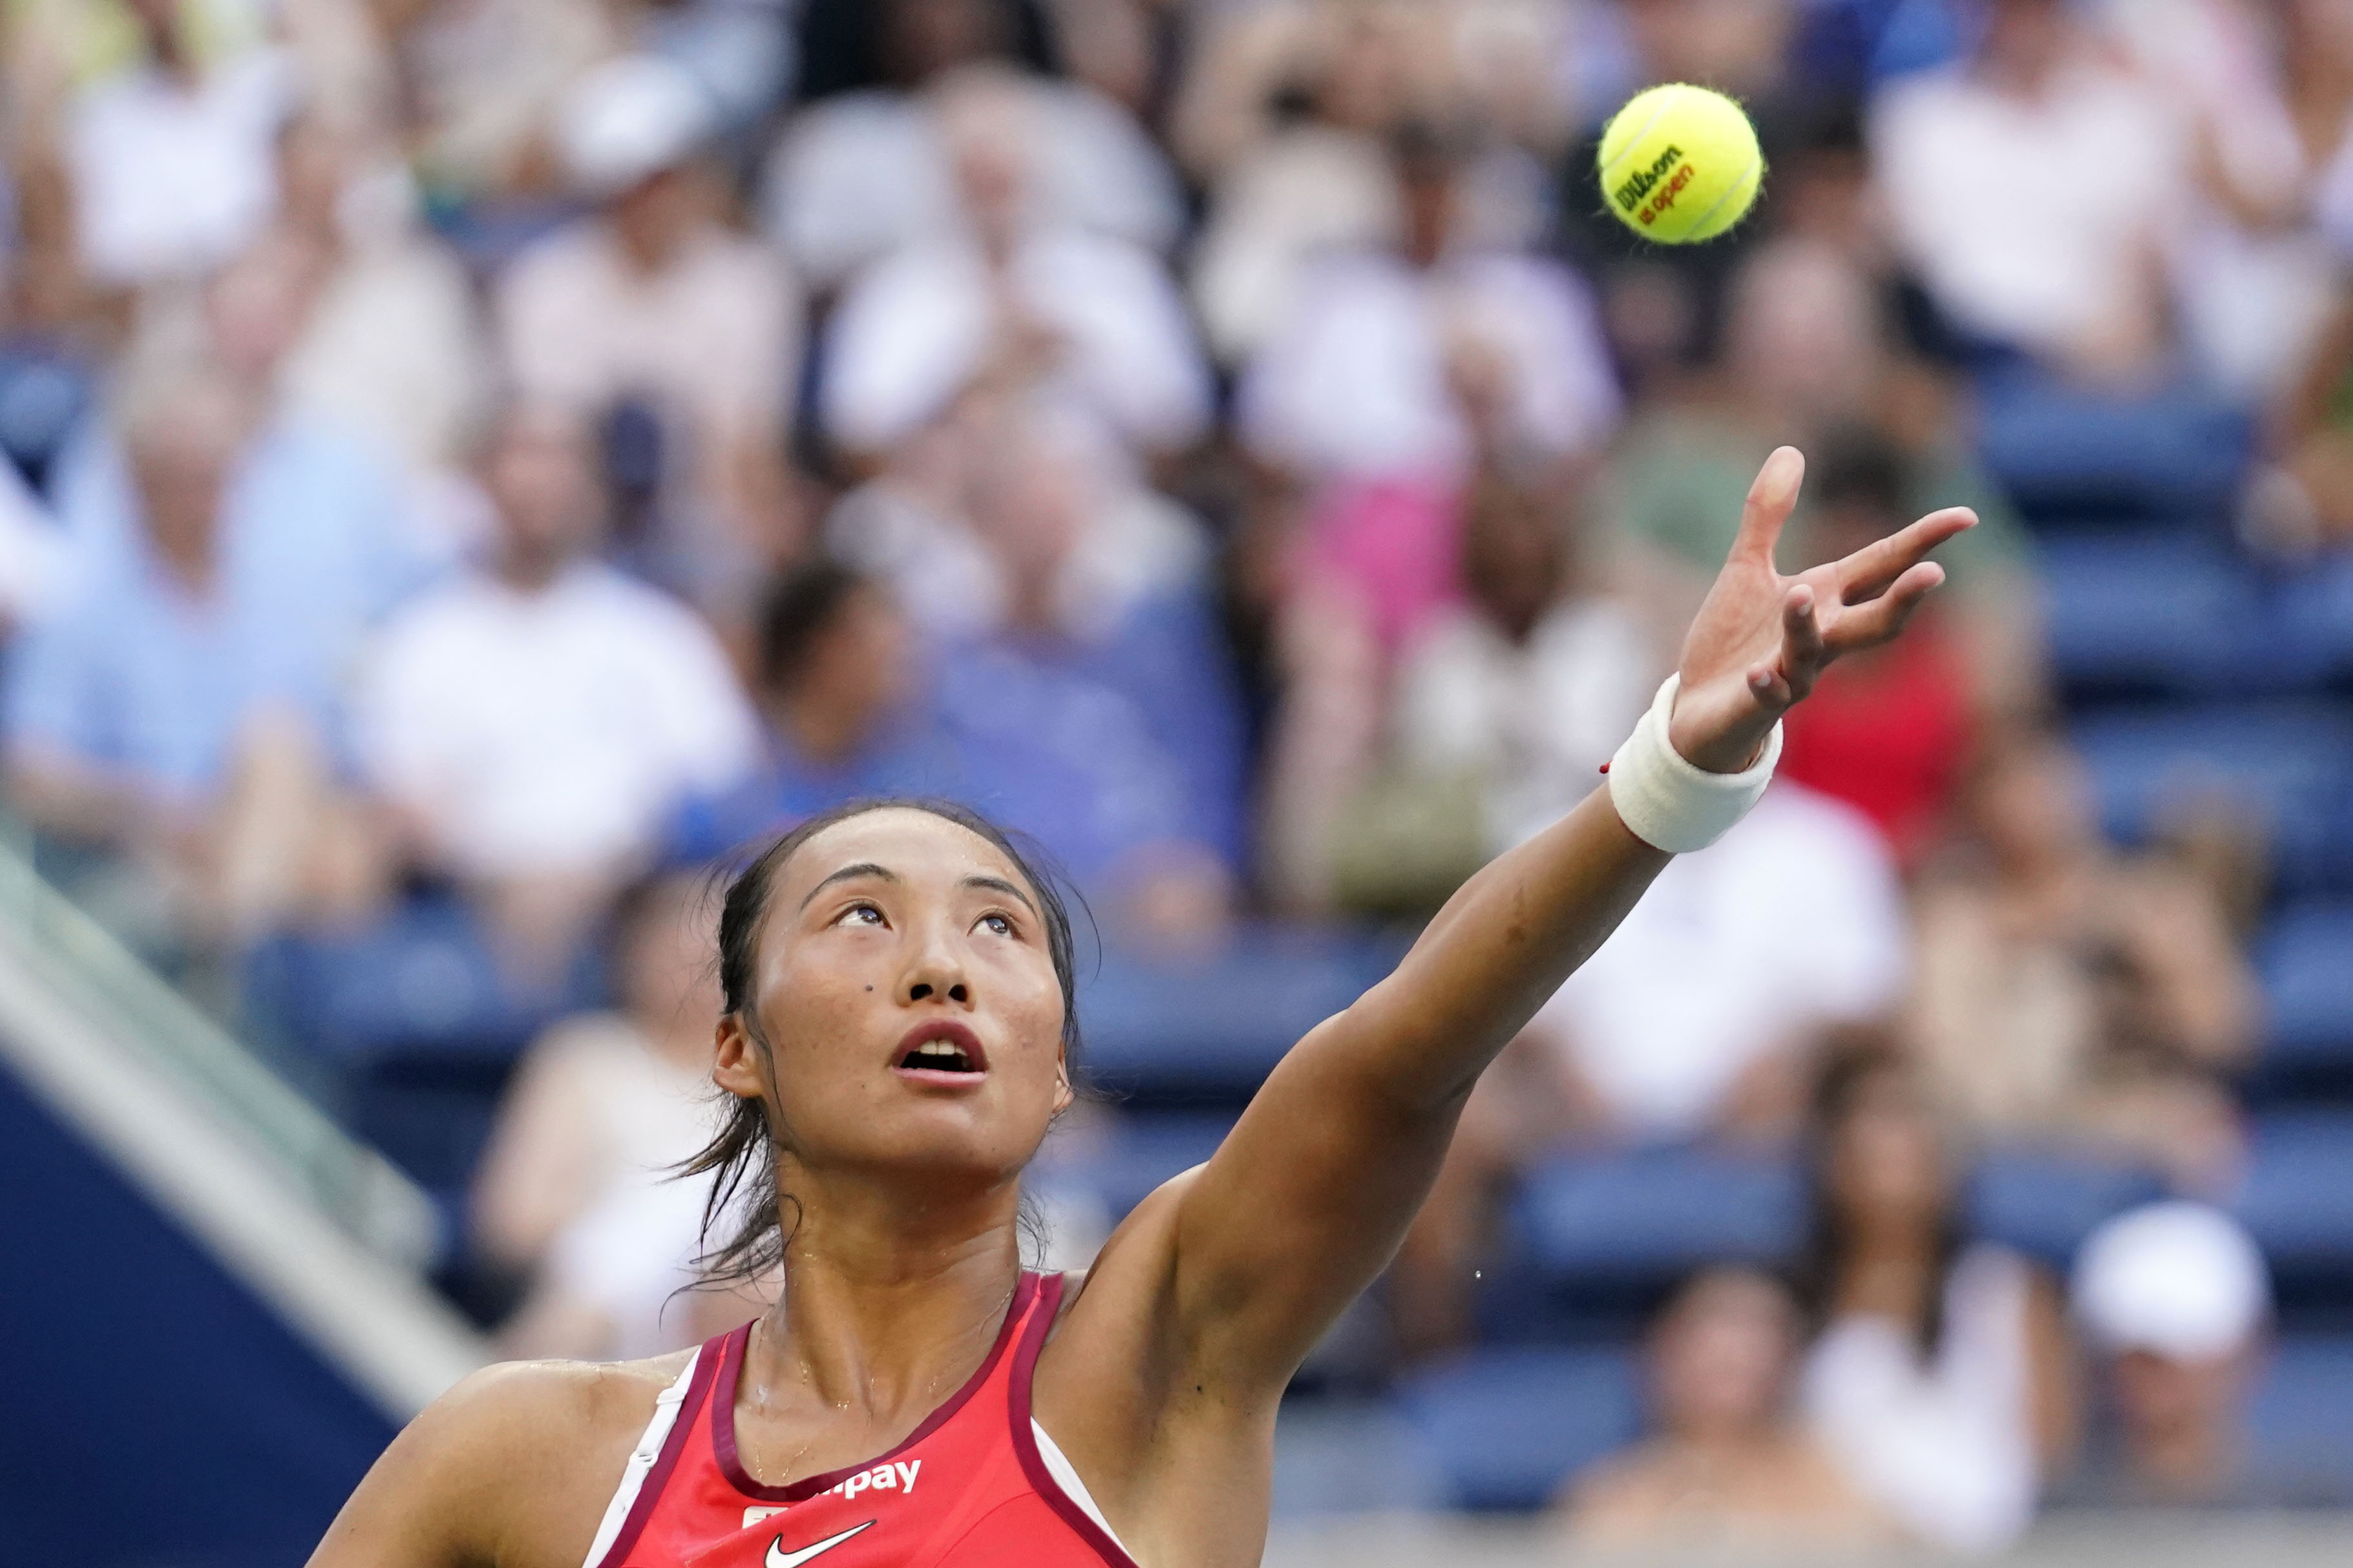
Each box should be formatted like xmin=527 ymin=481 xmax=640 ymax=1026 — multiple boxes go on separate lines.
xmin=1605 ymin=674 xmax=1781 ymax=853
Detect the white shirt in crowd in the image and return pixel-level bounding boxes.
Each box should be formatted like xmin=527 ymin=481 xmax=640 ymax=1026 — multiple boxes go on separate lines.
xmin=821 ymin=229 xmax=1212 ymax=458
xmin=763 ymin=81 xmax=1184 ymax=289
xmin=67 ymin=48 xmax=287 ymax=287
xmin=499 ymin=218 xmax=801 ymax=468
xmin=1871 ymin=58 xmax=2183 ymax=362
xmin=1393 ymin=596 xmax=1656 ymax=855
xmin=1238 ymin=249 xmax=1621 ymax=483
xmin=1529 ymin=784 xmax=1909 ymax=1139
xmin=355 ymin=561 xmax=759 ymax=878
xmin=1802 ymin=1244 xmax=2041 ymax=1555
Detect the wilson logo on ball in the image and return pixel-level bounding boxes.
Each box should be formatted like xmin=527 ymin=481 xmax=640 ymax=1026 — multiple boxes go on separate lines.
xmin=1637 ymin=163 xmax=1697 ymax=226
xmin=1612 ymin=145 xmax=1685 ymax=214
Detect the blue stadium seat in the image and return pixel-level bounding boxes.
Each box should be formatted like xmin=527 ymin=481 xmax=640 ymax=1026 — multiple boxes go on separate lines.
xmin=2250 ymin=1335 xmax=2353 ymax=1501
xmin=2232 ymin=1115 xmax=2353 ymax=1297
xmin=1031 ymin=1109 xmax=1235 ymax=1222
xmin=1967 ymin=1149 xmax=2166 ymax=1268
xmin=1515 ymin=1145 xmax=1801 ymax=1291
xmin=1973 ymin=375 xmax=2250 ymax=524
xmin=246 ymin=894 xmax=601 ymax=1069
xmin=1510 ymin=1144 xmax=2161 ymax=1332
xmin=2277 ymin=552 xmax=2353 ymax=689
xmin=1076 ymin=925 xmax=1398 ymax=1105
xmin=2071 ymin=702 xmax=2353 ymax=892
xmin=2257 ymin=903 xmax=2353 ymax=1085
xmin=2036 ymin=534 xmax=2294 ymax=698
xmin=1394 ymin=1345 xmax=1643 ymax=1511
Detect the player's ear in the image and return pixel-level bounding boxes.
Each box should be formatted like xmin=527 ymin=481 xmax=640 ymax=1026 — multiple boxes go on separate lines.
xmin=713 ymin=1014 xmax=766 ymax=1100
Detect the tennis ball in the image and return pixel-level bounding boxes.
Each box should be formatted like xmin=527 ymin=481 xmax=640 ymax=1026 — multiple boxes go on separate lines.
xmin=1597 ymin=84 xmax=1764 ymax=244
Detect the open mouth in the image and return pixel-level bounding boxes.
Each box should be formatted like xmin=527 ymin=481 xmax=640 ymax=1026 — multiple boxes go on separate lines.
xmin=893 ymin=1021 xmax=988 ymax=1076
xmin=900 ymin=1039 xmax=980 ymax=1073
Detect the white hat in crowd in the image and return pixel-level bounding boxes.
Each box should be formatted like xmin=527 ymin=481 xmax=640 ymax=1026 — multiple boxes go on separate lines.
xmin=556 ymin=54 xmax=717 ymax=199
xmin=2073 ymin=1201 xmax=2272 ymax=1363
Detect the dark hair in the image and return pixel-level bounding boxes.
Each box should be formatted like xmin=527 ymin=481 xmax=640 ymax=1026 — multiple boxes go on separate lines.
xmin=1795 ymin=1036 xmax=1964 ymax=1355
xmin=1810 ymin=424 xmax=1912 ymax=520
xmin=755 ymin=559 xmax=871 ymax=694
xmin=679 ymin=797 xmax=1086 ymax=1287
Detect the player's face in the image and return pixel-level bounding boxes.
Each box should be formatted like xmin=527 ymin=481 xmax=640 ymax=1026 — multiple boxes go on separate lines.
xmin=716 ymin=809 xmax=1071 ymax=1189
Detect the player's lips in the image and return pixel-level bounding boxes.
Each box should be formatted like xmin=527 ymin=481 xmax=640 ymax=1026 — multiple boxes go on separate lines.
xmin=892 ymin=1019 xmax=989 ymax=1083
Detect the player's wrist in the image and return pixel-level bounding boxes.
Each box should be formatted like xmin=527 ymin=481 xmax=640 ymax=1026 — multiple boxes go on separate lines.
xmin=1607 ymin=675 xmax=1782 ymax=853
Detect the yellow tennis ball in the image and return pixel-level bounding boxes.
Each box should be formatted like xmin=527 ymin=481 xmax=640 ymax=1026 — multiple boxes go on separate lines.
xmin=1597 ymin=84 xmax=1764 ymax=244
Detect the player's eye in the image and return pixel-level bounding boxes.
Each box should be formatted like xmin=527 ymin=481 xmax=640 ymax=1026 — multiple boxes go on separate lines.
xmin=976 ymin=912 xmax=1015 ymax=938
xmin=835 ymin=902 xmax=885 ymax=928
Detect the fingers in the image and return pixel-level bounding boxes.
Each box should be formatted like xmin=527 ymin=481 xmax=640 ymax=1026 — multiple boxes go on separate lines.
xmin=1731 ymin=446 xmax=1806 ymax=566
xmin=1834 ymin=507 xmax=1976 ymax=603
xmin=1782 ymin=581 xmax=1826 ymax=667
xmin=1828 ymin=561 xmax=1947 ymax=649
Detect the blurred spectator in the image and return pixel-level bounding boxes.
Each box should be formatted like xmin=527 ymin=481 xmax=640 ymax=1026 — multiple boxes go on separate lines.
xmin=1777 ymin=430 xmax=1979 ymax=868
xmin=1609 ymin=239 xmax=2044 ymax=722
xmin=1179 ymin=0 xmax=1571 ymax=364
xmin=383 ymin=0 xmax=620 ymax=202
xmin=1238 ymin=120 xmax=1618 ymax=493
xmin=473 ymin=870 xmax=736 ymax=1359
xmin=1563 ymin=1267 xmax=1894 ymax=1554
xmin=1906 ymin=729 xmax=2258 ymax=1193
xmin=2058 ymin=1201 xmax=2274 ymax=1506
xmin=931 ymin=399 xmax=1243 ymax=946
xmin=2104 ymin=0 xmax=2353 ymax=401
xmin=1391 ymin=785 xmax=1907 ymax=1358
xmin=57 ymin=0 xmax=289 ymax=291
xmin=0 ymin=233 xmax=100 ymax=503
xmin=352 ymin=404 xmax=760 ymax=972
xmin=664 ymin=559 xmax=961 ymax=867
xmin=1799 ymin=1048 xmax=2075 ymax=1555
xmin=498 ymin=54 xmax=801 ymax=616
xmin=2268 ymin=279 xmax=2353 ymax=551
xmin=768 ymin=0 xmax=1181 ymax=290
xmin=818 ymin=64 xmax=1209 ymax=465
xmin=3 ymin=359 xmax=407 ymax=946
xmin=1870 ymin=0 xmax=2183 ymax=385
xmin=1533 ymin=786 xmax=1910 ymax=1144
xmin=266 ymin=115 xmax=493 ymax=547
xmin=1268 ymin=466 xmax=1654 ymax=916
xmin=0 ymin=435 xmax=66 ymax=632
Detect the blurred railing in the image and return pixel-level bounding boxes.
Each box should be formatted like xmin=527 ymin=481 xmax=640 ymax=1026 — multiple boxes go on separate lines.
xmin=0 ymin=820 xmax=439 ymax=1268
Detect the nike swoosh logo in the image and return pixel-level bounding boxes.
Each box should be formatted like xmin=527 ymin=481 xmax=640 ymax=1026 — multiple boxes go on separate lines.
xmin=766 ymin=1520 xmax=874 ymax=1568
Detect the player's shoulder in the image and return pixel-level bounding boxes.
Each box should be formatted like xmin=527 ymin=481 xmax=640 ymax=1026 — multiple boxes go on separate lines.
xmin=417 ymin=1348 xmax=697 ymax=1459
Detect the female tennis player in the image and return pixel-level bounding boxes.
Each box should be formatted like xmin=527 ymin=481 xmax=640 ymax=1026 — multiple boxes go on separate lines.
xmin=310 ymin=448 xmax=1970 ymax=1568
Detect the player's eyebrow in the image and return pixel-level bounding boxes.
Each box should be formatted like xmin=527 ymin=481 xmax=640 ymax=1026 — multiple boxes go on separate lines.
xmin=799 ymin=862 xmax=900 ymax=910
xmin=962 ymin=873 xmax=1037 ymax=915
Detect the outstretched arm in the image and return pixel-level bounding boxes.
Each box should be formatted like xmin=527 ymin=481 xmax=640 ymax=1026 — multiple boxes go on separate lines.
xmin=1159 ymin=447 xmax=1972 ymax=1388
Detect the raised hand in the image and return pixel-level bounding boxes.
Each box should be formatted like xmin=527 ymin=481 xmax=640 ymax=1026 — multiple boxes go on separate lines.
xmin=1666 ymin=446 xmax=1976 ymax=775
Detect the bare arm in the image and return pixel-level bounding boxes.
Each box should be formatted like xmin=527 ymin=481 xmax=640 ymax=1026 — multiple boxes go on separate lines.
xmin=306 ymin=1361 xmax=655 ymax=1568
xmin=1163 ymin=448 xmax=1975 ymax=1388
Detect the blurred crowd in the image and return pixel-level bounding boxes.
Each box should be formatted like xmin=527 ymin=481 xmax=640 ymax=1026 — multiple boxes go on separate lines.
xmin=5 ymin=0 xmax=2351 ymax=1554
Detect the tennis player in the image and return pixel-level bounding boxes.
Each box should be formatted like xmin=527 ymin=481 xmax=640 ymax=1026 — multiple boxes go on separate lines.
xmin=310 ymin=448 xmax=1970 ymax=1568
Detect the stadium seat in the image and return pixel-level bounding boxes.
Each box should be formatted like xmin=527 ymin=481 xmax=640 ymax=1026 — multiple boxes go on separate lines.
xmin=2255 ymin=902 xmax=2353 ymax=1089
xmin=2250 ymin=1335 xmax=2353 ymax=1501
xmin=1393 ymin=1344 xmax=1643 ymax=1511
xmin=1075 ymin=925 xmax=1400 ymax=1106
xmin=1031 ymin=1109 xmax=1236 ymax=1222
xmin=2036 ymin=534 xmax=2293 ymax=699
xmin=2071 ymin=701 xmax=2353 ymax=894
xmin=2277 ymin=552 xmax=2353 ymax=690
xmin=1973 ymin=375 xmax=2250 ymax=525
xmin=2232 ymin=1115 xmax=2353 ymax=1314
xmin=1515 ymin=1145 xmax=1802 ymax=1291
xmin=1967 ymin=1149 xmax=2166 ymax=1268
xmin=246 ymin=894 xmax=602 ymax=1070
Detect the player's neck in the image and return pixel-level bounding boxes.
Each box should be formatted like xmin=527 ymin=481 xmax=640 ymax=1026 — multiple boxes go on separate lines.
xmin=752 ymin=1170 xmax=1026 ymax=1415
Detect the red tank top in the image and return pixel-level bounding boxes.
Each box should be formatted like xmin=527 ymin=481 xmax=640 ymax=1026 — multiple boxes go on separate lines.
xmin=582 ymin=1272 xmax=1136 ymax=1568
